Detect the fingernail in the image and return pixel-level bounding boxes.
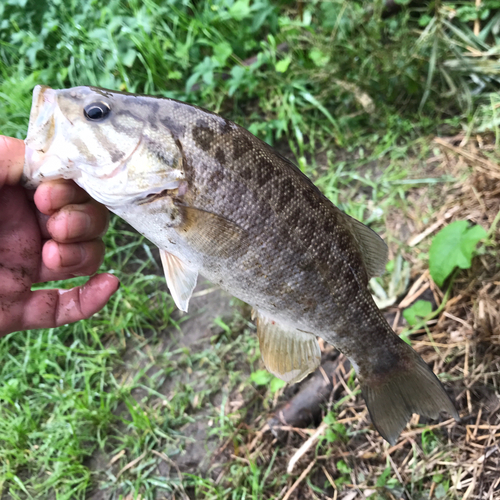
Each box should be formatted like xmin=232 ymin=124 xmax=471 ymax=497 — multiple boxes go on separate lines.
xmin=68 ymin=211 xmax=92 ymax=239
xmin=44 ymin=240 xmax=59 ymax=268
xmin=60 ymin=244 xmax=86 ymax=268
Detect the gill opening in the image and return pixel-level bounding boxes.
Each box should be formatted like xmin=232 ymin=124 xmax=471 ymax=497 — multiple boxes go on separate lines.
xmin=135 ymin=180 xmax=188 ymax=206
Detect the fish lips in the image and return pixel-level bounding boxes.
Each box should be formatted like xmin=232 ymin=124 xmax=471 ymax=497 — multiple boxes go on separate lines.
xmin=23 ymin=85 xmax=79 ymax=188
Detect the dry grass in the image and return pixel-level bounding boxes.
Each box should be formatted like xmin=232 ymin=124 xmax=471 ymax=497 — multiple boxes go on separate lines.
xmin=211 ymin=135 xmax=500 ymax=500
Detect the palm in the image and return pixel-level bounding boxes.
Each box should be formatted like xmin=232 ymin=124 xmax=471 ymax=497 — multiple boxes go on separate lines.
xmin=0 ymin=182 xmax=119 ymax=337
xmin=0 ymin=186 xmax=42 ymax=332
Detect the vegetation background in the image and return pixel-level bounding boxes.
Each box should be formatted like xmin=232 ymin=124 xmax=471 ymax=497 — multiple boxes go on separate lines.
xmin=1 ymin=0 xmax=500 ymax=499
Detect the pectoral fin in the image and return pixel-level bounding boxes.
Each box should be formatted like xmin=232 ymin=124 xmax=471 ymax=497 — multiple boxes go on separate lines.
xmin=159 ymin=249 xmax=198 ymax=312
xmin=256 ymin=313 xmax=321 ymax=384
xmin=176 ymin=204 xmax=248 ymax=258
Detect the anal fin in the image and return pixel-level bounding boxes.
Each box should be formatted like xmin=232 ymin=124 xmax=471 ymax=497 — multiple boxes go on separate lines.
xmin=159 ymin=249 xmax=198 ymax=312
xmin=256 ymin=313 xmax=321 ymax=384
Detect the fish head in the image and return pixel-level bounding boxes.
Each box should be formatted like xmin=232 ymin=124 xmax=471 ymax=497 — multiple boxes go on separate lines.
xmin=24 ymin=85 xmax=185 ymax=208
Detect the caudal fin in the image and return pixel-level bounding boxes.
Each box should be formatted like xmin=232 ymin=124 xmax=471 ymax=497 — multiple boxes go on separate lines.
xmin=361 ymin=351 xmax=459 ymax=445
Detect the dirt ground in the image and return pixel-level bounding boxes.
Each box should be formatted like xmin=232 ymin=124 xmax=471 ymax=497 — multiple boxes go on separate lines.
xmin=86 ymin=283 xmax=236 ymax=499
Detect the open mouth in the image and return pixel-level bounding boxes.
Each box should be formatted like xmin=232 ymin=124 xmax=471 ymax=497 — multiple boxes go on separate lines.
xmin=23 ymin=86 xmax=66 ymax=188
xmin=26 ymin=86 xmax=58 ymax=151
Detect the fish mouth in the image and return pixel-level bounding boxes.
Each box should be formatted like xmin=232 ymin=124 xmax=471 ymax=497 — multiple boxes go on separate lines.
xmin=26 ymin=85 xmax=57 ymax=151
xmin=23 ymin=85 xmax=75 ymax=188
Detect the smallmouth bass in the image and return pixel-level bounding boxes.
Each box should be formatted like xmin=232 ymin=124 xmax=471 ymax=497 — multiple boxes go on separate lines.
xmin=23 ymin=85 xmax=459 ymax=444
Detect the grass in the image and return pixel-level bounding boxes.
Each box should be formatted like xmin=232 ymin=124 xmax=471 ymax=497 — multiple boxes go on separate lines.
xmin=1 ymin=0 xmax=500 ymax=499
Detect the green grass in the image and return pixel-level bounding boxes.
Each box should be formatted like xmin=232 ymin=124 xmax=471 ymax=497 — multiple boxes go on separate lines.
xmin=1 ymin=0 xmax=499 ymax=498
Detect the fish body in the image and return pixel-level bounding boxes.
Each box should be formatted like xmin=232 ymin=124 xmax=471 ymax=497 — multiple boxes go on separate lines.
xmin=23 ymin=85 xmax=458 ymax=444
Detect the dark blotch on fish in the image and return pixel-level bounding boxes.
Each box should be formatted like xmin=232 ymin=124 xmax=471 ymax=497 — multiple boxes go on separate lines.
xmin=160 ymin=116 xmax=186 ymax=138
xmin=192 ymin=124 xmax=216 ymax=152
xmin=232 ymin=134 xmax=253 ymax=160
xmin=215 ymin=148 xmax=226 ymax=165
xmin=276 ymin=177 xmax=296 ymax=212
xmin=302 ymin=187 xmax=321 ymax=210
xmin=254 ymin=158 xmax=276 ymax=188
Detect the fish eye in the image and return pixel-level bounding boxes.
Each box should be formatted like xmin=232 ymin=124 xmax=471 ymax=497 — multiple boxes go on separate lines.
xmin=84 ymin=102 xmax=111 ymax=121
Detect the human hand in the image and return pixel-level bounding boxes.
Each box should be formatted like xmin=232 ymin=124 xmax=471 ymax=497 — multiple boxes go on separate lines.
xmin=0 ymin=135 xmax=119 ymax=337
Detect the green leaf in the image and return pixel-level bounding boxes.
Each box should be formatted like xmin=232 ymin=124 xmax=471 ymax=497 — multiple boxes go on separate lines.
xmin=251 ymin=5 xmax=274 ymax=32
xmin=228 ymin=65 xmax=247 ymax=96
xmin=403 ymin=300 xmax=433 ymax=326
xmin=122 ymin=48 xmax=137 ymax=68
xmin=456 ymin=6 xmax=480 ymax=22
xmin=229 ymin=0 xmax=251 ymax=21
xmin=270 ymin=377 xmax=286 ymax=393
xmin=185 ymin=72 xmax=199 ymax=93
xmin=300 ymin=91 xmax=341 ymax=136
xmin=376 ymin=466 xmax=391 ymax=487
xmin=325 ymin=428 xmax=338 ymax=443
xmin=419 ymin=14 xmax=433 ymax=27
xmin=213 ymin=41 xmax=232 ymax=66
xmin=275 ymin=55 xmax=292 ymax=73
xmin=429 ymin=221 xmax=487 ymax=286
xmin=336 ymin=460 xmax=351 ymax=474
xmin=250 ymin=369 xmax=273 ymax=386
xmin=168 ymin=70 xmax=182 ymax=80
xmin=435 ymin=483 xmax=447 ymax=499
xmin=309 ymin=48 xmax=329 ymax=68
xmin=323 ymin=411 xmax=336 ymax=425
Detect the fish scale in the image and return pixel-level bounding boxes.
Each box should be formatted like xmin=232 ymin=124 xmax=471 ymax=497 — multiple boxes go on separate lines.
xmin=23 ymin=85 xmax=459 ymax=444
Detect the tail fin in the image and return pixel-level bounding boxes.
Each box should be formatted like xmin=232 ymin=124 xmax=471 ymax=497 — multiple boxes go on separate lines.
xmin=361 ymin=350 xmax=459 ymax=445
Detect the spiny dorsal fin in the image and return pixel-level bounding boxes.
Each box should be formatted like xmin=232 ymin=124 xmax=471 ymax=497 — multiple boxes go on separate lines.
xmin=159 ymin=249 xmax=198 ymax=312
xmin=342 ymin=212 xmax=388 ymax=278
xmin=256 ymin=313 xmax=321 ymax=384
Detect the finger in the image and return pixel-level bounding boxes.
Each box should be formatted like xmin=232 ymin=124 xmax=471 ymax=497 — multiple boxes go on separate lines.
xmin=37 ymin=239 xmax=105 ymax=282
xmin=34 ymin=180 xmax=91 ymax=215
xmin=46 ymin=200 xmax=110 ymax=243
xmin=20 ymin=273 xmax=120 ymax=331
xmin=36 ymin=212 xmax=51 ymax=240
xmin=0 ymin=136 xmax=25 ymax=188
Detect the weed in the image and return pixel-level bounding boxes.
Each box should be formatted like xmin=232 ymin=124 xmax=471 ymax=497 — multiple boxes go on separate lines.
xmin=429 ymin=219 xmax=488 ymax=286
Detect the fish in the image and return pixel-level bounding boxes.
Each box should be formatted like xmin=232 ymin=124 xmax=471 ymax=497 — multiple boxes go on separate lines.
xmin=22 ymin=85 xmax=459 ymax=444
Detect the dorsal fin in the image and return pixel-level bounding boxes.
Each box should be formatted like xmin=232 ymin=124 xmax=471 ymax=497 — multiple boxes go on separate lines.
xmin=342 ymin=213 xmax=388 ymax=278
xmin=256 ymin=313 xmax=321 ymax=384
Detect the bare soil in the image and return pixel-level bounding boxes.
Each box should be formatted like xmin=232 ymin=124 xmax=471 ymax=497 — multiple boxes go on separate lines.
xmin=87 ymin=283 xmax=236 ymax=499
